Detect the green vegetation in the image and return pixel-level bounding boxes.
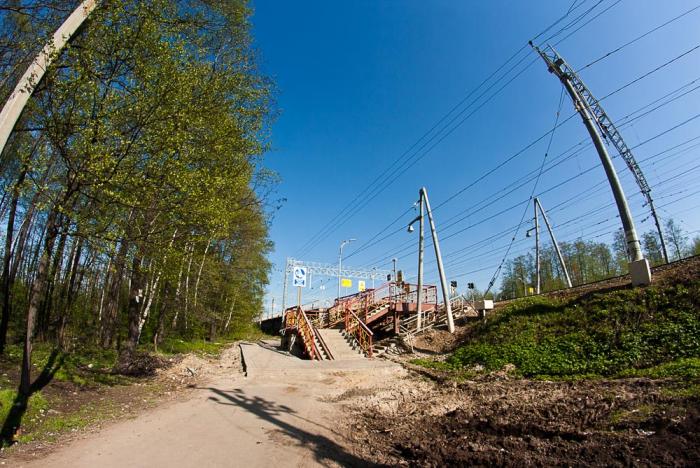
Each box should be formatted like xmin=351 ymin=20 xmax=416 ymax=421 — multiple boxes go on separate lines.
xmin=0 ymin=3 xmax=275 ymax=444
xmin=3 ymin=343 xmax=130 ymax=388
xmin=158 ymin=326 xmax=270 ymax=357
xmin=499 ymin=221 xmax=696 ymax=300
xmin=0 ymin=390 xmax=48 ymax=428
xmin=421 ymin=276 xmax=700 ymax=380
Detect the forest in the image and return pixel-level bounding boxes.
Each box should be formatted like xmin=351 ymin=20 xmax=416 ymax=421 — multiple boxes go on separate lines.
xmin=0 ymin=0 xmax=274 ymax=398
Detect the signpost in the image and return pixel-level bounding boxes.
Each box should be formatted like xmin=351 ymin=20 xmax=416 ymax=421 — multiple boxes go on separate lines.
xmin=358 ymin=280 xmax=366 ymax=292
xmin=293 ymin=267 xmax=307 ymax=307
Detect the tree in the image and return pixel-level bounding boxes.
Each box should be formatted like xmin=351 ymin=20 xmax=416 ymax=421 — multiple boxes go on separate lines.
xmin=612 ymin=228 xmax=628 ymax=274
xmin=641 ymin=231 xmax=664 ymax=266
xmin=664 ymin=219 xmax=689 ymax=261
xmin=0 ymin=0 xmax=276 ymax=396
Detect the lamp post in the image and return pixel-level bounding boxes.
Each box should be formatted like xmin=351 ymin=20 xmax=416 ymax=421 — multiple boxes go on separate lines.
xmin=337 ymin=238 xmax=356 ymax=301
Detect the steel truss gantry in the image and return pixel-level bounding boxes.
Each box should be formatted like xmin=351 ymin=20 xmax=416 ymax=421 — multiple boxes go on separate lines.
xmin=532 ymin=43 xmax=668 ymax=264
xmin=281 ymin=258 xmax=391 ymax=311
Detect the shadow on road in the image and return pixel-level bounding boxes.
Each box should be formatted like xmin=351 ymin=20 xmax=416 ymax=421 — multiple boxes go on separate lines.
xmin=1 ymin=349 xmax=65 ymax=446
xmin=204 ymin=387 xmax=380 ymax=467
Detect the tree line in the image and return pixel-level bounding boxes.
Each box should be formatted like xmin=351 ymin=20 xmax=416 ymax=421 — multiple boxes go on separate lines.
xmin=0 ymin=0 xmax=274 ymax=395
xmin=499 ymin=219 xmax=699 ymax=299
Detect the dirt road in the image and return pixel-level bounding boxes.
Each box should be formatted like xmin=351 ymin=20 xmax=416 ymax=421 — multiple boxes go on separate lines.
xmin=12 ymin=342 xmax=399 ymax=468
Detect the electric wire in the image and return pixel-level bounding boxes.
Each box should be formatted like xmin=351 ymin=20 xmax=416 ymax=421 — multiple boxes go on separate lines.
xmin=484 ymin=89 xmax=566 ymax=293
xmin=352 ymin=75 xmax=700 ymax=266
xmin=576 ymin=3 xmax=700 ymax=72
xmin=295 ymin=0 xmax=613 ymax=257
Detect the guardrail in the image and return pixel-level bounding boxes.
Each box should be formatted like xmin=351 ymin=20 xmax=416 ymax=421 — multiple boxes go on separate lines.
xmin=345 ymin=310 xmax=374 ymax=358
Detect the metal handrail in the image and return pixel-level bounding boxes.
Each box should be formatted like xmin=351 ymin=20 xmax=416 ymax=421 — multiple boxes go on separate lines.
xmin=345 ymin=310 xmax=374 ymax=358
xmin=313 ymin=326 xmax=334 ymax=360
xmin=284 ymin=306 xmax=323 ymax=360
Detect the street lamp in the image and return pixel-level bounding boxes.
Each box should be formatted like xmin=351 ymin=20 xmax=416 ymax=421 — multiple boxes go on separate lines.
xmin=338 ymin=238 xmax=356 ymax=301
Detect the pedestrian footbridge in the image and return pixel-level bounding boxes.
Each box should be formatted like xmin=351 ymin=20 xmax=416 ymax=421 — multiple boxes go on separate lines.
xmin=281 ymin=281 xmax=476 ymax=360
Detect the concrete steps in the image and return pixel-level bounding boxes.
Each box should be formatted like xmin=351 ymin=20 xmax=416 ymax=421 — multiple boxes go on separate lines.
xmin=316 ymin=328 xmax=366 ymax=360
xmin=312 ymin=334 xmax=331 ymax=360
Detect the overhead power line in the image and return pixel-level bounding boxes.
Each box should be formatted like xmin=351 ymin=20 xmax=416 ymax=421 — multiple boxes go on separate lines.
xmin=348 ymin=71 xmax=700 ymax=265
xmin=295 ymin=0 xmax=614 ymax=257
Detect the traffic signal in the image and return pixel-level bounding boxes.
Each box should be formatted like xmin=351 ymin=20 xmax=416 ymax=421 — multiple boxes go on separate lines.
xmin=450 ymin=280 xmax=457 ymax=288
xmin=468 ymin=282 xmax=475 ymax=289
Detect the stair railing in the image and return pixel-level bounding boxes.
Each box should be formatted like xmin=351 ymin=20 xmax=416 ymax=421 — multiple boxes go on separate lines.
xmin=284 ymin=306 xmax=323 ymax=360
xmin=345 ymin=310 xmax=374 ymax=358
xmin=313 ymin=326 xmax=334 ymax=360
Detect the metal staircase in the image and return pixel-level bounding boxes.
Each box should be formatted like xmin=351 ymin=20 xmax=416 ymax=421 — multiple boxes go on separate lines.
xmin=282 ymin=281 xmax=443 ymax=359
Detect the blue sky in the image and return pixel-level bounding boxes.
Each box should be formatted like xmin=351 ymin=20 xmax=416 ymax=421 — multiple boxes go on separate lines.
xmin=251 ymin=0 xmax=700 ymax=315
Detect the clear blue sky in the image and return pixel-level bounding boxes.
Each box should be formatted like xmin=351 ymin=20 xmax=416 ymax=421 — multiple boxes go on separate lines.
xmin=250 ymin=0 xmax=700 ymax=315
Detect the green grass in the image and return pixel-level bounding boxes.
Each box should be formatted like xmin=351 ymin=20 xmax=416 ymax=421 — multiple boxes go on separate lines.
xmin=415 ymin=278 xmax=700 ymax=380
xmin=158 ymin=338 xmax=231 ymax=356
xmin=15 ymin=399 xmax=119 ymax=444
xmin=617 ymin=357 xmax=700 ymax=379
xmin=27 ymin=344 xmax=130 ymax=387
xmin=157 ymin=326 xmax=270 ymax=357
xmin=0 ymin=389 xmax=49 ymax=427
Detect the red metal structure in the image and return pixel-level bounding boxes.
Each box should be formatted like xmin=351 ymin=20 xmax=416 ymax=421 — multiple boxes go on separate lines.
xmin=282 ymin=281 xmax=438 ymax=360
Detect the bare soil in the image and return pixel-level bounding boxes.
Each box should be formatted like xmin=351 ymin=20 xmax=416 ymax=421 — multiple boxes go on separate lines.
xmin=339 ymin=369 xmax=700 ymax=467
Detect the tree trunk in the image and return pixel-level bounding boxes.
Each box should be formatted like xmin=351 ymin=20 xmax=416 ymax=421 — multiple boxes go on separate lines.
xmin=101 ymin=238 xmax=129 ymax=348
xmin=183 ymin=243 xmax=194 ymax=331
xmin=153 ymin=281 xmax=171 ymax=351
xmin=193 ymin=238 xmax=212 ymax=308
xmin=171 ymin=246 xmax=187 ymax=328
xmin=57 ymin=236 xmax=84 ymax=348
xmin=0 ymin=166 xmax=26 ymax=353
xmin=20 ymin=206 xmax=59 ymax=396
xmin=123 ymin=253 xmax=145 ymax=356
xmin=38 ymin=219 xmax=67 ymax=340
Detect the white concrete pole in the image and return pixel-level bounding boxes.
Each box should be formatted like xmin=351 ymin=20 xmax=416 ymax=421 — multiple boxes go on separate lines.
xmin=416 ymin=190 xmax=424 ymax=332
xmin=422 ymin=188 xmax=455 ymax=333
xmin=0 ymin=0 xmax=99 ymax=157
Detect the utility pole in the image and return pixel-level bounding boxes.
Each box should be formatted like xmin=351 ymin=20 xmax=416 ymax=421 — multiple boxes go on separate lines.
xmin=534 ymin=199 xmax=541 ymax=294
xmin=536 ymin=197 xmax=573 ymax=288
xmin=282 ymin=258 xmax=289 ymax=313
xmin=422 ymin=188 xmax=455 ymax=333
xmin=416 ymin=191 xmax=425 ymax=331
xmin=531 ymin=43 xmax=651 ymax=285
xmin=270 ymin=297 xmax=275 ymax=319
